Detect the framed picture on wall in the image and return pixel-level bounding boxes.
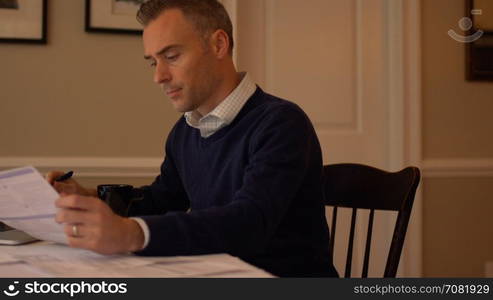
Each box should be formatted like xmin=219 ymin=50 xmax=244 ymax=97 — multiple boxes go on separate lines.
xmin=466 ymin=0 xmax=493 ymax=81
xmin=0 ymin=0 xmax=47 ymax=44
xmin=85 ymin=0 xmax=144 ymax=35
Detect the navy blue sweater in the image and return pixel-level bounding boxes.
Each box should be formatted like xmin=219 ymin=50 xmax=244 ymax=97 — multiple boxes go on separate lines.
xmin=130 ymin=87 xmax=338 ymax=277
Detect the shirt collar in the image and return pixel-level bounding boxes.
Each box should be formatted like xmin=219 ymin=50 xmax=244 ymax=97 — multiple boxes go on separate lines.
xmin=184 ymin=72 xmax=256 ymax=136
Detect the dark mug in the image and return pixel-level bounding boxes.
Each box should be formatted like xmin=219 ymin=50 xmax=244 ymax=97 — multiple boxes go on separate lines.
xmin=97 ymin=184 xmax=136 ymax=217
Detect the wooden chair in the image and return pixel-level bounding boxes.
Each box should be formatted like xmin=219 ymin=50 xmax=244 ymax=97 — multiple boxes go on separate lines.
xmin=323 ymin=163 xmax=420 ymax=278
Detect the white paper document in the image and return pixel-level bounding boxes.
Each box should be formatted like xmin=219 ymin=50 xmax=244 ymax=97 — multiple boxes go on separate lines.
xmin=0 ymin=252 xmax=19 ymax=264
xmin=0 ymin=242 xmax=273 ymax=278
xmin=0 ymin=166 xmax=66 ymax=244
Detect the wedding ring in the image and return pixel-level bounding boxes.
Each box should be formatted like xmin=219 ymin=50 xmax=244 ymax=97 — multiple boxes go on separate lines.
xmin=72 ymin=224 xmax=79 ymax=237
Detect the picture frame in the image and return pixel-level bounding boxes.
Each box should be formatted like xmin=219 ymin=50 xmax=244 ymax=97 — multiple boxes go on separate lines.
xmin=466 ymin=0 xmax=493 ymax=81
xmin=0 ymin=0 xmax=47 ymax=44
xmin=85 ymin=0 xmax=144 ymax=35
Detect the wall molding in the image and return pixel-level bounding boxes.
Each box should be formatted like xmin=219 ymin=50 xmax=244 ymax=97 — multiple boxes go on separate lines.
xmin=422 ymin=158 xmax=493 ymax=178
xmin=0 ymin=157 xmax=162 ymax=178
xmin=10 ymin=156 xmax=493 ymax=179
xmin=264 ymin=0 xmax=362 ymax=133
xmin=391 ymin=0 xmax=422 ymax=277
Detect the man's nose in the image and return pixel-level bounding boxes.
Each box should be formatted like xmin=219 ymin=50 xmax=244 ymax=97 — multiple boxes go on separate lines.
xmin=154 ymin=63 xmax=172 ymax=84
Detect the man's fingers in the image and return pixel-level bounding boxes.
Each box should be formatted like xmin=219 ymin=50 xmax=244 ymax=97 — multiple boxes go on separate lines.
xmin=53 ymin=182 xmax=77 ymax=194
xmin=55 ymin=194 xmax=100 ymax=211
xmin=55 ymin=195 xmax=131 ymax=255
xmin=45 ymin=171 xmax=64 ymax=185
xmin=63 ymin=223 xmax=85 ymax=238
xmin=65 ymin=227 xmax=104 ymax=253
xmin=67 ymin=235 xmax=90 ymax=249
xmin=55 ymin=208 xmax=88 ymax=224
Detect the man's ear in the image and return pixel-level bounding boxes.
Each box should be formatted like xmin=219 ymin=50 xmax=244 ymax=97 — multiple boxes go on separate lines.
xmin=210 ymin=29 xmax=230 ymax=59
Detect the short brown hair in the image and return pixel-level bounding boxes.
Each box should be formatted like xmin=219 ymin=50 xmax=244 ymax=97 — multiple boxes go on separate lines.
xmin=137 ymin=0 xmax=234 ymax=53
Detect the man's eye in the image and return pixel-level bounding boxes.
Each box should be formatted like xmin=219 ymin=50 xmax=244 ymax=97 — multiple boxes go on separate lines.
xmin=166 ymin=54 xmax=180 ymax=61
xmin=149 ymin=62 xmax=156 ymax=67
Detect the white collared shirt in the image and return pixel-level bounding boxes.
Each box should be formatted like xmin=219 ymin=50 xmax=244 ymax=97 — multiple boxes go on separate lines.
xmin=133 ymin=72 xmax=256 ymax=250
xmin=184 ymin=72 xmax=256 ymax=137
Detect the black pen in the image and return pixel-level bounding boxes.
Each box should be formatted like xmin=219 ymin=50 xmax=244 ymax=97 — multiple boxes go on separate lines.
xmin=55 ymin=171 xmax=74 ymax=182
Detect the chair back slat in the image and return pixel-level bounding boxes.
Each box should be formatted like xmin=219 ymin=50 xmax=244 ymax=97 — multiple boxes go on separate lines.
xmin=323 ymin=163 xmax=420 ymax=278
xmin=329 ymin=206 xmax=338 ymax=260
xmin=362 ymin=209 xmax=375 ymax=278
xmin=345 ymin=208 xmax=357 ymax=278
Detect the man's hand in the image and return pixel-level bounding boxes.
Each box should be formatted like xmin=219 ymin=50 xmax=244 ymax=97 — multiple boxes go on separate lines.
xmin=55 ymin=194 xmax=145 ymax=254
xmin=45 ymin=171 xmax=97 ymax=197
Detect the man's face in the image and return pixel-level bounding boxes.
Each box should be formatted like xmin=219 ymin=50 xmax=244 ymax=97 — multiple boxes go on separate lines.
xmin=143 ymin=9 xmax=220 ymax=113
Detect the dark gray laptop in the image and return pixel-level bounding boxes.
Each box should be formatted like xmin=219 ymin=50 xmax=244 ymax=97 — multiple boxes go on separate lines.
xmin=0 ymin=222 xmax=38 ymax=245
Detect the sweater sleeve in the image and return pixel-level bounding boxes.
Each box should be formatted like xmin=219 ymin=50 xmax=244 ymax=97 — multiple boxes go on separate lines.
xmin=134 ymin=105 xmax=320 ymax=257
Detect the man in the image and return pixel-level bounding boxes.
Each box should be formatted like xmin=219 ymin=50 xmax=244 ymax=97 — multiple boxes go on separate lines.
xmin=47 ymin=0 xmax=338 ymax=277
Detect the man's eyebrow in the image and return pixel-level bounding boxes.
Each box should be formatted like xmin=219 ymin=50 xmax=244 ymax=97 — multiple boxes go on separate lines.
xmin=144 ymin=45 xmax=182 ymax=60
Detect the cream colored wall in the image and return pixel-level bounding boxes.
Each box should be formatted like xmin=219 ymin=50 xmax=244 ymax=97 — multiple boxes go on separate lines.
xmin=235 ymin=0 xmax=265 ymax=87
xmin=422 ymin=0 xmax=493 ymax=277
xmin=423 ymin=177 xmax=493 ymax=277
xmin=422 ymin=0 xmax=493 ymax=159
xmin=0 ymin=0 xmax=180 ymax=158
